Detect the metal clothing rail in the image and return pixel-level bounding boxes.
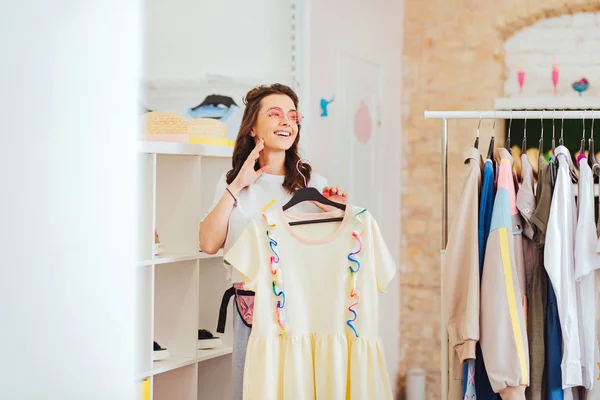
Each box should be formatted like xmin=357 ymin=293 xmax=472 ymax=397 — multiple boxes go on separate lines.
xmin=423 ymin=109 xmax=600 ymax=400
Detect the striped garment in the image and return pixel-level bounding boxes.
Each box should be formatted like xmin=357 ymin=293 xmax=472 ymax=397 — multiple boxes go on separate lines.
xmin=480 ymin=149 xmax=530 ymax=398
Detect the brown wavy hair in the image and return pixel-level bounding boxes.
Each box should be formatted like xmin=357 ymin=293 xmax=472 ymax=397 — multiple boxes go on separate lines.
xmin=225 ymin=83 xmax=311 ymax=194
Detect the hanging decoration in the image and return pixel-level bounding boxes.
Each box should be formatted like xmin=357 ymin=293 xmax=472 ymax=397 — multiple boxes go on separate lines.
xmin=552 ymin=56 xmax=559 ymax=96
xmin=518 ymin=57 xmax=525 ymax=94
xmin=572 ymin=77 xmax=589 ymax=97
xmin=320 ymin=97 xmax=335 ymax=117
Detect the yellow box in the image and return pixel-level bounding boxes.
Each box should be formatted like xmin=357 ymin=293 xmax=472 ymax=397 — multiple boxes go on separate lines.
xmin=140 ymin=378 xmax=150 ymax=400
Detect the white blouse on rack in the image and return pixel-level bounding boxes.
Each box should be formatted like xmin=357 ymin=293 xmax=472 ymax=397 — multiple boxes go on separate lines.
xmin=545 ymin=146 xmax=582 ymax=389
xmin=575 ymin=159 xmax=600 ymax=390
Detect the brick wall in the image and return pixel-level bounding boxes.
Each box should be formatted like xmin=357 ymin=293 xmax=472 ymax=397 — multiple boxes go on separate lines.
xmin=505 ymin=12 xmax=600 ymax=97
xmin=399 ymin=1 xmax=600 ymax=398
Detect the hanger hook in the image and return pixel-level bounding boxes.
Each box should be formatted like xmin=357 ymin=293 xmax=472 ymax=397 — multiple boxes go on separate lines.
xmin=561 ymin=109 xmax=565 ymax=145
xmin=552 ymin=109 xmax=556 ymax=142
xmin=541 ymin=109 xmax=544 ymax=137
xmin=296 ymin=159 xmax=308 ymax=188
xmin=583 ymin=110 xmax=587 ymax=140
xmin=524 ymin=110 xmax=528 ymax=141
xmin=492 ymin=111 xmax=496 ymax=137
xmin=477 ymin=112 xmax=482 ymax=139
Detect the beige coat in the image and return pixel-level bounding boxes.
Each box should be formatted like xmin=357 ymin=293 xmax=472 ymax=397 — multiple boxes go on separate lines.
xmin=443 ymin=147 xmax=482 ymax=400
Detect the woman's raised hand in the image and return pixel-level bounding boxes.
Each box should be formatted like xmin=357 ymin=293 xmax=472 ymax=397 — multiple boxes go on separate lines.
xmin=230 ymin=139 xmax=270 ymax=193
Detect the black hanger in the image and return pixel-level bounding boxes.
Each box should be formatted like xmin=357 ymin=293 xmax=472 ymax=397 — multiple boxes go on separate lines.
xmin=282 ymin=160 xmax=346 ymax=226
xmin=579 ymin=110 xmax=587 ymax=159
xmin=191 ymin=94 xmax=238 ymax=111
xmin=505 ymin=110 xmax=512 ymax=153
xmin=474 ymin=113 xmax=481 ymax=149
xmin=486 ymin=113 xmax=495 ymax=160
xmin=538 ymin=111 xmax=545 ymax=162
xmin=559 ymin=110 xmax=565 ymax=146
xmin=555 ymin=111 xmax=579 ymax=183
xmin=551 ymin=110 xmax=556 ymax=156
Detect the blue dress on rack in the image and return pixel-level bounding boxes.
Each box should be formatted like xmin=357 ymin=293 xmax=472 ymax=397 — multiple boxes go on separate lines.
xmin=471 ymin=159 xmax=499 ymax=400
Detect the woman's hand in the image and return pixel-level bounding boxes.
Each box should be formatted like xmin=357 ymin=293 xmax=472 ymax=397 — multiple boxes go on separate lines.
xmin=313 ymin=186 xmax=348 ymax=212
xmin=230 ymin=138 xmax=270 ymax=194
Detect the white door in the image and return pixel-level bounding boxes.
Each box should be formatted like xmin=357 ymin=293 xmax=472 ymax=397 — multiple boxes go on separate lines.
xmin=334 ymin=53 xmax=384 ymax=216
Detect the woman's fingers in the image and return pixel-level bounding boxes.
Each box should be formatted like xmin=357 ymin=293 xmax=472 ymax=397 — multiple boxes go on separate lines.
xmin=256 ymin=164 xmax=270 ymax=177
xmin=245 ymin=138 xmax=264 ymax=166
xmin=323 ymin=186 xmax=347 ymax=197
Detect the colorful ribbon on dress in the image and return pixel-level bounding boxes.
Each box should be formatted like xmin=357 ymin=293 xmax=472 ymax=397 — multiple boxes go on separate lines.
xmin=263 ymin=213 xmax=288 ymax=334
xmin=346 ymin=208 xmax=366 ymax=337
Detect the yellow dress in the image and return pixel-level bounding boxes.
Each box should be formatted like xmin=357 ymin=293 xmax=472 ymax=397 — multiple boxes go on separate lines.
xmin=224 ymin=205 xmax=396 ymax=400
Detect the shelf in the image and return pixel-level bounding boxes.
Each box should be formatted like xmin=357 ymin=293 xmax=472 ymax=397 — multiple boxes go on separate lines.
xmin=151 ymin=356 xmax=198 ymax=376
xmin=138 ymin=141 xmax=233 ymax=157
xmin=135 ymin=347 xmax=233 ymax=378
xmin=137 ymin=250 xmax=223 ymax=267
xmin=495 ymin=97 xmax=600 ymax=111
xmin=197 ymin=346 xmax=233 ymax=362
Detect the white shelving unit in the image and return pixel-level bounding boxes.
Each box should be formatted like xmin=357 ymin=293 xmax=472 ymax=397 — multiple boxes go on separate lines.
xmin=135 ymin=141 xmax=235 ymax=400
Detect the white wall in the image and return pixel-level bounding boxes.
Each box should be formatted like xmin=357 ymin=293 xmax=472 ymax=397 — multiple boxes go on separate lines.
xmin=302 ymin=0 xmax=404 ymax=393
xmin=0 ymin=1 xmax=139 ymax=399
xmin=144 ymin=0 xmax=294 ymax=83
xmin=504 ymin=12 xmax=600 ymax=98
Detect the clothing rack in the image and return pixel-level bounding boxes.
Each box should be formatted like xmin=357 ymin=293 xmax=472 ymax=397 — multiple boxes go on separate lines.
xmin=423 ymin=109 xmax=600 ymax=400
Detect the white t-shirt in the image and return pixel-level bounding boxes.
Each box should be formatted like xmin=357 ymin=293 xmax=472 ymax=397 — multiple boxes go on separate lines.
xmin=545 ymin=146 xmax=582 ymax=388
xmin=587 ymin=266 xmax=600 ymax=399
xmin=575 ymin=160 xmax=600 ymax=390
xmin=204 ymin=171 xmax=328 ymax=283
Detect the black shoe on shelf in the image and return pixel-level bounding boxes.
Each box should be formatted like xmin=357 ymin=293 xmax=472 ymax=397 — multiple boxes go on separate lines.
xmin=198 ymin=329 xmax=222 ymax=350
xmin=153 ymin=341 xmax=169 ymax=361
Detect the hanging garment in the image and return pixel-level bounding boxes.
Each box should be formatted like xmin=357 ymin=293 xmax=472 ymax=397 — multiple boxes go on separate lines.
xmin=517 ymin=153 xmax=537 ymax=289
xmin=586 ymin=266 xmax=600 ymax=399
xmin=543 ymin=155 xmax=564 ymax=400
xmin=474 ymin=158 xmax=500 ymax=400
xmin=224 ymin=206 xmax=396 ymax=400
xmin=202 ymin=171 xmax=328 ymax=283
xmin=545 ymin=145 xmax=582 ymax=390
xmin=443 ymin=147 xmax=482 ymax=400
xmin=527 ymin=155 xmax=551 ymax=400
xmin=480 ymin=148 xmax=530 ymax=398
xmin=516 ymin=153 xmax=538 ymax=398
xmin=546 ymin=281 xmax=564 ymax=400
xmin=575 ymin=158 xmax=600 ymax=390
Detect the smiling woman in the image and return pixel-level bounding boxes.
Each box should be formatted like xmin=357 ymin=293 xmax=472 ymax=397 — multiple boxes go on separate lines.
xmin=198 ymin=83 xmax=347 ymax=399
xmin=227 ymin=84 xmax=308 ymax=192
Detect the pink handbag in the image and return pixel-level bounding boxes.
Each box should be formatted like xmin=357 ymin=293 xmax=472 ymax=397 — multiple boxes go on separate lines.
xmin=216 ymin=282 xmax=255 ymax=333
xmin=233 ymin=282 xmax=255 ymax=327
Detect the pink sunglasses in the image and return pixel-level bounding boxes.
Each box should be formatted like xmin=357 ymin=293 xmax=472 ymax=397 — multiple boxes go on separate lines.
xmin=267 ymin=107 xmax=304 ymax=125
